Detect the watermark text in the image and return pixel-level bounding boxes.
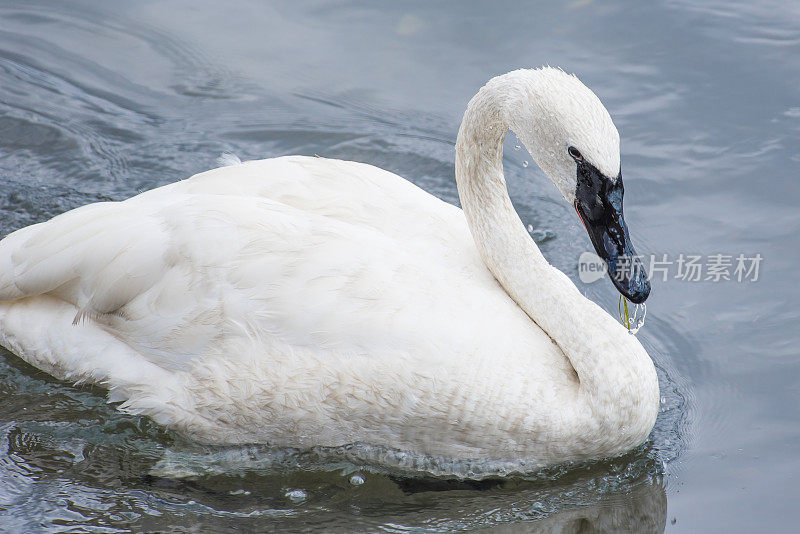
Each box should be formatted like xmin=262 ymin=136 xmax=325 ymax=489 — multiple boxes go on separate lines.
xmin=578 ymin=252 xmax=762 ymax=284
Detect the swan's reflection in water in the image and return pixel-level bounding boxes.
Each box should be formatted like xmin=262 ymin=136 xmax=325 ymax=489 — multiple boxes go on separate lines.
xmin=479 ymin=480 xmax=666 ymax=533
xmin=133 ymin=471 xmax=666 ymax=532
xmin=363 ymin=468 xmax=666 ymax=533
xmin=135 ymin=442 xmax=668 ymax=532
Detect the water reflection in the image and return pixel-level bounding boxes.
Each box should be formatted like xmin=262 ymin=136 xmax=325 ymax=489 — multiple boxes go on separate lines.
xmin=0 ymin=409 xmax=666 ymax=531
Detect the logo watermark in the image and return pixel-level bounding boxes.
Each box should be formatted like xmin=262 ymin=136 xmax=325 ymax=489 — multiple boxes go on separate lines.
xmin=578 ymin=252 xmax=763 ymax=284
xmin=578 ymin=251 xmax=608 ymax=283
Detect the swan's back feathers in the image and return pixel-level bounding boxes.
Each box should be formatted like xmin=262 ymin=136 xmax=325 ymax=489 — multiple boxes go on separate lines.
xmin=167 ymin=156 xmax=468 ymax=250
xmin=0 ymin=156 xmax=454 ymax=303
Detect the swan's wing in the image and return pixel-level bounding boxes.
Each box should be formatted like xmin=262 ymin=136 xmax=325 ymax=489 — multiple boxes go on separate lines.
xmin=0 ymin=183 xmax=497 ymax=370
xmin=0 ymin=155 xmax=468 ymax=308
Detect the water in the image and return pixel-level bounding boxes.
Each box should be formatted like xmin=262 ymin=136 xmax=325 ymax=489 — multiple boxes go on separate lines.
xmin=620 ymin=298 xmax=647 ymax=335
xmin=0 ymin=0 xmax=797 ymax=531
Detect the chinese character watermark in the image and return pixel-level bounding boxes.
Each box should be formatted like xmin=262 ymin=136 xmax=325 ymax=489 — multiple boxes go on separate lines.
xmin=578 ymin=252 xmax=762 ymax=284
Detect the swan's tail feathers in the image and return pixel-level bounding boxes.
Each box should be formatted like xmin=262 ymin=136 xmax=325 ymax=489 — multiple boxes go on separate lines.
xmin=0 ymin=200 xmax=169 ymax=310
xmin=0 ymin=271 xmax=24 ymax=301
xmin=216 ymin=152 xmax=242 ymax=167
xmin=0 ymin=223 xmax=42 ymax=301
xmin=72 ymin=307 xmax=105 ymax=326
xmin=0 ymin=214 xmax=87 ymax=302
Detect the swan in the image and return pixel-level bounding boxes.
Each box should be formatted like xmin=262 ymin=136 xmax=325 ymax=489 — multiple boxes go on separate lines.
xmin=0 ymin=67 xmax=658 ymax=468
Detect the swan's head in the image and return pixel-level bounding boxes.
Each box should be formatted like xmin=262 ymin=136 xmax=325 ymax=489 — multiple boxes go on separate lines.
xmin=503 ymin=68 xmax=651 ymax=303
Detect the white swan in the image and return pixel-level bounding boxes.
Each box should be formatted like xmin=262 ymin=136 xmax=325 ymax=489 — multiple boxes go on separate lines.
xmin=0 ymin=68 xmax=658 ymax=467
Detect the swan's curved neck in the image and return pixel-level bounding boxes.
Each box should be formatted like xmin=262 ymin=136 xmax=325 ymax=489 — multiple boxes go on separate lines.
xmin=454 ymin=75 xmax=658 ymax=429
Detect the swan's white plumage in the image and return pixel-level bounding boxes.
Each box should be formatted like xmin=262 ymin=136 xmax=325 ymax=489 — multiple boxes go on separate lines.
xmin=0 ymin=68 xmax=659 ymax=467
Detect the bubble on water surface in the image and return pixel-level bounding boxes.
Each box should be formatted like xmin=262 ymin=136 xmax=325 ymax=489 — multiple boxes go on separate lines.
xmin=284 ymin=489 xmax=307 ymax=502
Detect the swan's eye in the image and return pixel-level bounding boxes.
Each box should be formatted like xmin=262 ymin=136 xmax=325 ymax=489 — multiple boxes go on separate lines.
xmin=568 ymin=146 xmax=583 ymax=161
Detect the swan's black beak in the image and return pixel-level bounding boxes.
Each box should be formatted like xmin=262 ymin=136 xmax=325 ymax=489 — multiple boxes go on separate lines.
xmin=573 ymin=161 xmax=650 ymax=303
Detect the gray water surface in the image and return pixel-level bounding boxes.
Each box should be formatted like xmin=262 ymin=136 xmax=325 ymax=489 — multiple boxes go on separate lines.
xmin=0 ymin=1 xmax=798 ymax=532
